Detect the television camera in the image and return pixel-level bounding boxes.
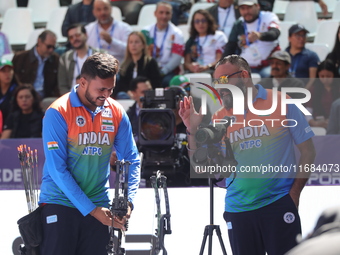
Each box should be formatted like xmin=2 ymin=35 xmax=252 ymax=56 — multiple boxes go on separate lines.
xmin=138 ymin=88 xmax=189 ymax=185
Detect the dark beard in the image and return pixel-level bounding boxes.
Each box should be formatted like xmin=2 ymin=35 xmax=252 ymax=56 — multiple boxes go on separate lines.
xmin=85 ymin=87 xmax=99 ymax=109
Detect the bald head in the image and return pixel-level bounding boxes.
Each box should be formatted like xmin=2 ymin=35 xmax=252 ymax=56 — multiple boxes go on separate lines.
xmin=93 ymin=0 xmax=113 ymax=25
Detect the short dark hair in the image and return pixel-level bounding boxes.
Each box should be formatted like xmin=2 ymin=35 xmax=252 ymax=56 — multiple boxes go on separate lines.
xmin=81 ymin=53 xmax=119 ymax=80
xmin=38 ymin=30 xmax=57 ymax=42
xmin=66 ymin=23 xmax=87 ymax=36
xmin=215 ymin=54 xmax=252 ymax=75
xmin=129 ymin=76 xmax=149 ymax=92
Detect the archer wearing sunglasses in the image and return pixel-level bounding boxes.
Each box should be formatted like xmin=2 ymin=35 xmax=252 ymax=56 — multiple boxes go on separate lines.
xmin=184 ymin=9 xmax=227 ymax=75
xmin=12 ymin=29 xmax=60 ymax=100
xmin=179 ymin=55 xmax=316 ymax=255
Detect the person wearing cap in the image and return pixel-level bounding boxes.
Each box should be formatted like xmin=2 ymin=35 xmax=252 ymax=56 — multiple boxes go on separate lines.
xmin=169 ymin=75 xmax=190 ymax=94
xmin=285 ymin=24 xmax=319 ymax=90
xmin=0 ymin=59 xmax=18 ymax=127
xmin=207 ymin=0 xmax=240 ymax=38
xmin=223 ymin=0 xmax=280 ymax=78
xmin=260 ymin=50 xmax=304 ymax=98
xmin=12 ymin=30 xmax=60 ymax=100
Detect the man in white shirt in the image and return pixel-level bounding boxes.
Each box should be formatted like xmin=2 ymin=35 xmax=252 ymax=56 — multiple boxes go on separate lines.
xmin=141 ymin=1 xmax=184 ymax=87
xmin=223 ymin=0 xmax=280 ymax=78
xmin=58 ymin=24 xmax=104 ymax=95
xmin=207 ymin=0 xmax=240 ymax=38
xmin=86 ymin=0 xmax=132 ymax=63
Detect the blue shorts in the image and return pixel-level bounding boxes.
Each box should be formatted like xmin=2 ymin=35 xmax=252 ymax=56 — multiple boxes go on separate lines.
xmin=40 ymin=204 xmax=110 ymax=255
xmin=223 ymin=194 xmax=301 ymax=255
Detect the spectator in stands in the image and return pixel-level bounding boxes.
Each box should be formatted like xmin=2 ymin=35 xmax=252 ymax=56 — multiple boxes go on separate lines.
xmin=223 ymin=0 xmax=280 ymax=78
xmin=114 ymin=31 xmax=161 ymax=98
xmin=286 ymin=24 xmax=319 ymax=90
xmin=0 ymin=84 xmax=44 ymax=139
xmin=142 ymin=1 xmax=184 ymax=87
xmin=326 ymin=25 xmax=340 ymax=77
xmin=126 ymin=76 xmax=153 ymax=139
xmin=184 ymin=9 xmax=227 ymax=75
xmin=58 ymin=24 xmax=104 ymax=95
xmin=61 ymin=0 xmax=96 ymax=37
xmin=260 ymin=50 xmax=304 ymax=98
xmin=207 ymin=0 xmax=240 ymax=38
xmin=327 ymin=98 xmax=340 ymax=135
xmin=169 ymin=75 xmax=190 ymax=95
xmin=109 ymin=0 xmax=144 ymax=25
xmin=86 ymin=0 xmax=132 ymax=63
xmin=143 ymin=0 xmax=190 ymax=26
xmin=0 ymin=32 xmax=12 ymax=58
xmin=306 ymin=59 xmax=340 ymax=129
xmin=0 ymin=59 xmax=18 ymax=128
xmin=12 ymin=30 xmax=60 ymax=100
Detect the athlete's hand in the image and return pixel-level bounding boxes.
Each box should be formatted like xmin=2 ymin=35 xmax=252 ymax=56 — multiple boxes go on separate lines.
xmin=90 ymin=207 xmax=126 ymax=230
xmin=178 ymin=96 xmax=203 ymax=133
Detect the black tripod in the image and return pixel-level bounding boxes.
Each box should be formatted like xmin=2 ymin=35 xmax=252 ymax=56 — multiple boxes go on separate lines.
xmin=199 ymin=178 xmax=227 ymax=255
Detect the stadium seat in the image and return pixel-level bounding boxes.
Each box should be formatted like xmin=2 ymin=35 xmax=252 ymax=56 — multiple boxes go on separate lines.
xmin=1 ymin=8 xmax=34 ymax=46
xmin=25 ymin=28 xmax=45 ymax=50
xmin=130 ymin=4 xmax=157 ymax=31
xmin=251 ymin=73 xmax=261 ymax=84
xmin=278 ymin=21 xmax=295 ymax=50
xmin=283 ymin=1 xmax=318 ymax=37
xmin=272 ymin=0 xmax=289 ymax=19
xmin=111 ymin=6 xmax=122 ymax=21
xmin=0 ymin=0 xmax=16 ymax=18
xmin=116 ymin=99 xmax=135 ymax=111
xmin=305 ymin=43 xmax=330 ymax=62
xmin=333 ymin=1 xmax=340 ymax=20
xmin=177 ymin=24 xmax=190 ymax=42
xmin=313 ymin=19 xmax=339 ymax=50
xmin=46 ymin=7 xmax=68 ymax=44
xmin=187 ymin=2 xmax=214 ymax=25
xmin=28 ymin=0 xmax=60 ymax=26
xmin=1 ymin=53 xmax=14 ymax=61
xmin=314 ymin=0 xmax=338 ymax=14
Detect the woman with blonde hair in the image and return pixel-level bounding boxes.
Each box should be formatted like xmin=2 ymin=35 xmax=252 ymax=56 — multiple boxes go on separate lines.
xmin=113 ymin=31 xmax=161 ymax=98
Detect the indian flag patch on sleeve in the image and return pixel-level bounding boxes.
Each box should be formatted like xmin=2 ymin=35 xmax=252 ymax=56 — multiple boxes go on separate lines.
xmin=47 ymin=141 xmax=59 ymax=150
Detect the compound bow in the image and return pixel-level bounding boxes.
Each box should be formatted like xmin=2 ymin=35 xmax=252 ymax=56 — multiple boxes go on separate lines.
xmin=150 ymin=170 xmax=171 ymax=255
xmin=107 ymin=160 xmax=130 ymax=255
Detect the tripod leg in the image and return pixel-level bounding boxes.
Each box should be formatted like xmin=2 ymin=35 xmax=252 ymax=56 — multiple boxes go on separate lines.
xmin=208 ymin=226 xmax=214 ymax=255
xmin=215 ymin=226 xmax=227 ymax=255
xmin=199 ymin=226 xmax=209 ymax=255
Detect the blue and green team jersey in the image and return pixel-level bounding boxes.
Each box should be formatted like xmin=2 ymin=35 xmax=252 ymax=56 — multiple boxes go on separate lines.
xmin=213 ymin=85 xmax=314 ymax=212
xmin=39 ymin=87 xmax=140 ymax=216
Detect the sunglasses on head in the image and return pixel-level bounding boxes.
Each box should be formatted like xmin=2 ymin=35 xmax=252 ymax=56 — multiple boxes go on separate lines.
xmin=212 ymin=71 xmax=243 ymax=85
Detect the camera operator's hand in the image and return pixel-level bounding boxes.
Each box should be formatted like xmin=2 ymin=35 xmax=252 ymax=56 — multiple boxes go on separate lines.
xmin=179 ymin=96 xmax=203 ymax=133
xmin=90 ymin=207 xmax=126 ymax=230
